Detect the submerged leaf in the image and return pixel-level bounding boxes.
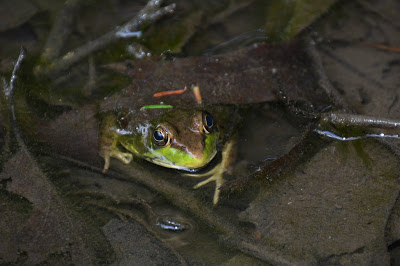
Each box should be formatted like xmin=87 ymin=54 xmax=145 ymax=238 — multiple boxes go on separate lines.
xmin=102 ymin=41 xmax=333 ymax=112
xmin=265 ymin=0 xmax=338 ymax=41
xmin=0 ymin=149 xmax=94 ymax=264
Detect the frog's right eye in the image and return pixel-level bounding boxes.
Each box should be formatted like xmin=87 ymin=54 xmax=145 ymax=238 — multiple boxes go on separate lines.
xmin=153 ymin=126 xmax=170 ymax=146
xmin=202 ymin=112 xmax=214 ymax=134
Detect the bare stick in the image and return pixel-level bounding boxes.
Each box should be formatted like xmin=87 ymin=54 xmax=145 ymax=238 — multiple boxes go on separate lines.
xmin=320 ymin=113 xmax=400 ymax=129
xmin=36 ymin=0 xmax=175 ymax=76
xmin=305 ymin=40 xmax=350 ymax=110
xmin=3 ymin=48 xmax=26 ymax=147
xmin=356 ymin=0 xmax=400 ymax=30
xmin=41 ymin=0 xmax=83 ymax=62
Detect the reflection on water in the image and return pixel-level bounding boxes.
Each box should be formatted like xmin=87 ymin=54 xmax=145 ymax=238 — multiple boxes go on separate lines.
xmin=316 ymin=129 xmax=400 ymax=141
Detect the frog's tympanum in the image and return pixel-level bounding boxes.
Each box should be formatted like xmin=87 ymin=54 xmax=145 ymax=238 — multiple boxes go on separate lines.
xmin=100 ymin=108 xmax=233 ymax=205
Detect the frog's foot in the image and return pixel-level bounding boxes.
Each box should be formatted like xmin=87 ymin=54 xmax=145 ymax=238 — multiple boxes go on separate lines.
xmin=185 ymin=138 xmax=236 ymax=205
xmin=186 ymin=164 xmax=225 ymax=206
xmin=102 ymin=149 xmax=133 ymax=173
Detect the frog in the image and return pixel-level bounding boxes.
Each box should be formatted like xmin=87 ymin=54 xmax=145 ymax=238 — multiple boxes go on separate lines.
xmin=100 ymin=106 xmax=236 ymax=205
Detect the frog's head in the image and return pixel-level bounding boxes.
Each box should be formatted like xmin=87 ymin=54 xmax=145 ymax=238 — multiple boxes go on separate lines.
xmin=119 ymin=109 xmax=219 ymax=171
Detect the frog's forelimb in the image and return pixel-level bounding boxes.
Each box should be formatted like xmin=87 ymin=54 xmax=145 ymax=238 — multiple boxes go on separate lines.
xmin=100 ymin=114 xmax=133 ymax=173
xmin=185 ymin=137 xmax=236 ymax=206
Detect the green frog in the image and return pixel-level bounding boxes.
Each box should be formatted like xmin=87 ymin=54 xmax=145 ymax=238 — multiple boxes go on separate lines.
xmin=100 ymin=106 xmax=235 ymax=205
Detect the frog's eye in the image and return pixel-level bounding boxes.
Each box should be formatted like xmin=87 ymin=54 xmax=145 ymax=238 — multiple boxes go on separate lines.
xmin=153 ymin=126 xmax=170 ymax=146
xmin=202 ymin=112 xmax=213 ymax=134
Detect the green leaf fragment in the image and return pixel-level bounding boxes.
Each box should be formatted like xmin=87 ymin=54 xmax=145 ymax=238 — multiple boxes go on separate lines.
xmin=265 ymin=0 xmax=338 ymax=41
xmin=140 ymin=104 xmax=173 ymax=110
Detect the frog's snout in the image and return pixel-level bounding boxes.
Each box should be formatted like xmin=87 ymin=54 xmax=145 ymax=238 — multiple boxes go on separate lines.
xmin=173 ymin=140 xmax=205 ymax=159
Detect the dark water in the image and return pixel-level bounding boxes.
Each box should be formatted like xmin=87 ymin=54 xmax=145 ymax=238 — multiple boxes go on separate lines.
xmin=1 ymin=0 xmax=400 ymax=264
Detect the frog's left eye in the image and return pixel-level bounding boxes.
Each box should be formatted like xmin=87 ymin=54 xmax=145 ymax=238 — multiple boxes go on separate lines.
xmin=202 ymin=112 xmax=213 ymax=134
xmin=153 ymin=126 xmax=170 ymax=146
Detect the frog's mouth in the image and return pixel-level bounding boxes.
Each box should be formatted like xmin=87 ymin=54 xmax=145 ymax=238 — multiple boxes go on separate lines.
xmin=143 ymin=129 xmax=220 ymax=171
xmin=145 ymin=149 xmax=218 ymax=172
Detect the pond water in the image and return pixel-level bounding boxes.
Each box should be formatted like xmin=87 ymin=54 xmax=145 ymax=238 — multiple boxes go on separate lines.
xmin=1 ymin=0 xmax=400 ymax=264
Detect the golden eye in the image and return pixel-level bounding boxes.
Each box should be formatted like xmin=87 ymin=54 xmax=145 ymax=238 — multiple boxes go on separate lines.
xmin=202 ymin=112 xmax=213 ymax=134
xmin=153 ymin=126 xmax=170 ymax=146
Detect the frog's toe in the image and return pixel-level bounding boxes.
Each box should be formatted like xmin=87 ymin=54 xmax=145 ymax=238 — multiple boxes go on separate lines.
xmin=183 ymin=137 xmax=236 ymax=205
xmin=103 ymin=150 xmax=133 ymax=173
xmin=111 ymin=150 xmax=133 ymax=164
xmin=184 ymin=166 xmax=218 ymax=178
xmin=213 ymin=173 xmax=224 ymax=205
xmin=102 ymin=154 xmax=111 ymax=173
xmin=194 ymin=172 xmax=224 ymax=205
xmin=188 ymin=163 xmax=225 ymax=205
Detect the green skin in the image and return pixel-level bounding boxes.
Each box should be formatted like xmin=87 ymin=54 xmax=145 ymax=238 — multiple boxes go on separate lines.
xmin=100 ymin=106 xmax=234 ymax=205
xmin=101 ymin=108 xmax=220 ymax=171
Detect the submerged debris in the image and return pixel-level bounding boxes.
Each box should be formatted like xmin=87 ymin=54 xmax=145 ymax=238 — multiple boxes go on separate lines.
xmin=153 ymin=86 xmax=187 ymax=97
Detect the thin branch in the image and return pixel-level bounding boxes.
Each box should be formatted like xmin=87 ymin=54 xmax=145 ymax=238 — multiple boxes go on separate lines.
xmin=318 ymin=46 xmax=385 ymax=90
xmin=41 ymin=0 xmax=83 ymax=62
xmin=35 ymin=0 xmax=175 ymax=76
xmin=320 ymin=113 xmax=400 ymax=129
xmin=360 ymin=42 xmax=400 ymax=53
xmin=356 ymin=0 xmax=400 ymax=30
xmin=306 ymin=40 xmax=350 ymax=110
xmin=221 ymin=234 xmax=317 ymax=265
xmin=4 ymin=47 xmax=26 ymax=148
xmin=68 ymin=189 xmax=157 ymax=218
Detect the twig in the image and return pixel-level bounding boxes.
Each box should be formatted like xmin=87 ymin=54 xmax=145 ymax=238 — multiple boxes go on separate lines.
xmin=356 ymin=0 xmax=400 ymax=30
xmin=36 ymin=0 xmax=176 ymax=76
xmin=41 ymin=0 xmax=83 ymax=62
xmin=221 ymin=234 xmax=317 ymax=265
xmin=318 ymin=46 xmax=385 ymax=90
xmin=68 ymin=189 xmax=157 ymax=218
xmin=361 ymin=42 xmax=400 ymax=53
xmin=319 ymin=113 xmax=400 ymax=129
xmin=192 ymin=85 xmax=202 ymax=104
xmin=306 ymin=40 xmax=350 ymax=110
xmin=82 ymin=56 xmax=96 ymax=95
xmin=4 ymin=48 xmax=26 ymax=147
xmin=208 ymin=0 xmax=254 ymax=26
xmin=153 ymin=86 xmax=187 ymax=97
